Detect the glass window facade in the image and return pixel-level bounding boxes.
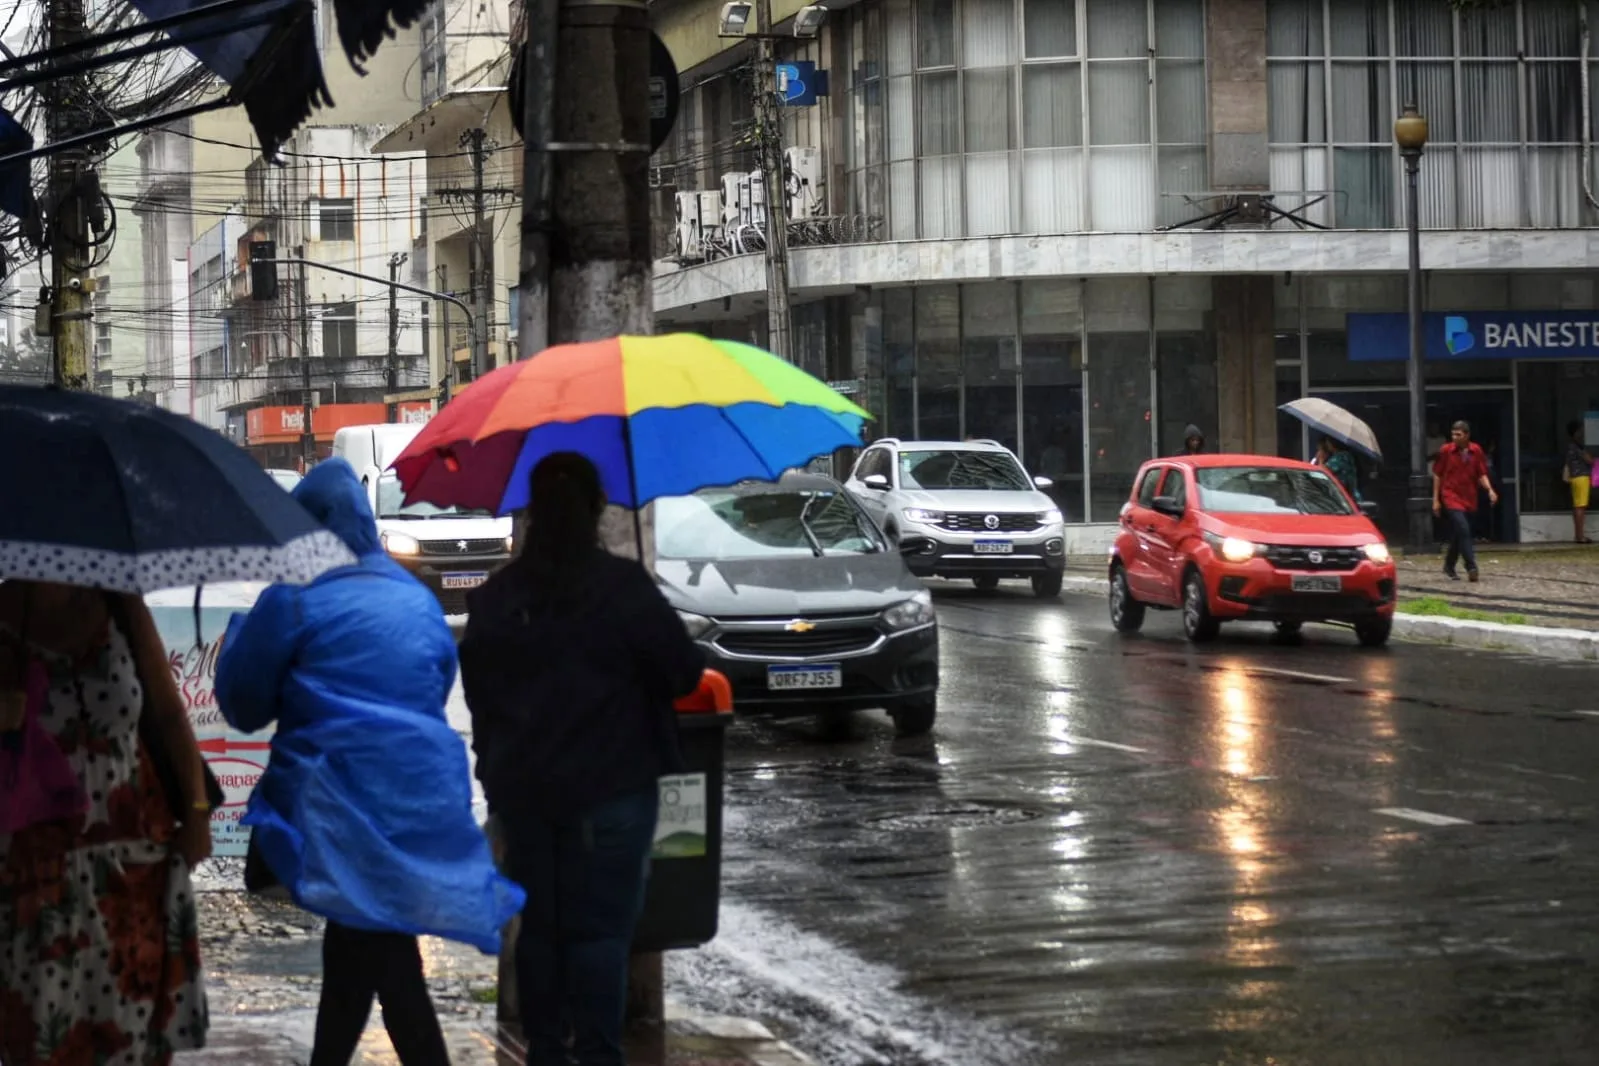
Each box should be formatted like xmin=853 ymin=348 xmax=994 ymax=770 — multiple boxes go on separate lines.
xmin=842 ymin=0 xmax=1208 ymax=237
xmin=1267 ymin=0 xmax=1599 ymax=229
xmin=867 ymin=277 xmax=1214 ymax=523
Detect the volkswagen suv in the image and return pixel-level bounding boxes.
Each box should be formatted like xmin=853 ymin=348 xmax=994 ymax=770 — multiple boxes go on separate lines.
xmin=845 ymin=439 xmax=1067 ymax=598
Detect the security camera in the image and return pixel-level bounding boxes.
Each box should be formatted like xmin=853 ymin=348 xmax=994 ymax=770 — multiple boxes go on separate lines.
xmin=67 ymin=277 xmax=83 ymax=291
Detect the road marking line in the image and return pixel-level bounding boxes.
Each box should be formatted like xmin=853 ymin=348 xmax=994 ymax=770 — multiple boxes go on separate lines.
xmin=1374 ymin=806 xmax=1472 ymax=827
xmin=1249 ymin=666 xmax=1356 ymax=685
xmin=1058 ymin=735 xmax=1150 ymax=755
xmin=1575 ymin=710 xmax=1599 ymax=718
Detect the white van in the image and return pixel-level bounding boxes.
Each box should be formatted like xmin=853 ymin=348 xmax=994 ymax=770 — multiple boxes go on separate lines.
xmin=331 ymin=423 xmax=514 ymax=613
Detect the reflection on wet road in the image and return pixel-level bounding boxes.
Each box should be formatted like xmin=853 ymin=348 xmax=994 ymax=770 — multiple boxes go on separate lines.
xmin=667 ymin=583 xmax=1599 ymax=1066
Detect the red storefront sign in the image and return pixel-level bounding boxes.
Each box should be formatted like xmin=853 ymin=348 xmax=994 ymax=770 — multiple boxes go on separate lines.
xmin=395 ymin=401 xmax=434 ymax=424
xmin=246 ymin=403 xmax=388 ymax=445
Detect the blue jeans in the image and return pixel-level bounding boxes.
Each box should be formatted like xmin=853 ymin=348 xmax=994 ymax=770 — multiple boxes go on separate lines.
xmin=508 ymin=787 xmax=659 ymax=1066
xmin=1444 ymin=507 xmax=1478 ymax=575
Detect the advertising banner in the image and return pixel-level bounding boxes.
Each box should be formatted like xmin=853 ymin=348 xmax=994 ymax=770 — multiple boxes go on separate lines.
xmin=145 ymin=585 xmax=272 ymax=857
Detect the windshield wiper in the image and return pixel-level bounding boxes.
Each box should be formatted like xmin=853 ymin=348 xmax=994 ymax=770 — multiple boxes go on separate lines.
xmin=796 ymin=494 xmax=826 ymax=558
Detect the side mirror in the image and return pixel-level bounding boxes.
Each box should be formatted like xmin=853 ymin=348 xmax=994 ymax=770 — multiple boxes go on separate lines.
xmin=1360 ymin=500 xmax=1380 ymax=518
xmin=1151 ymin=494 xmax=1184 ymax=518
xmin=898 ymin=535 xmax=936 ymax=556
xmin=1033 ymin=475 xmax=1054 ymax=489
xmin=862 ymin=473 xmax=890 ymax=490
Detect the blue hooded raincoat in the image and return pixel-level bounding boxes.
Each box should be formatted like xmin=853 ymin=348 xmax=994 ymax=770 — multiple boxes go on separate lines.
xmin=215 ymin=458 xmax=525 ymax=953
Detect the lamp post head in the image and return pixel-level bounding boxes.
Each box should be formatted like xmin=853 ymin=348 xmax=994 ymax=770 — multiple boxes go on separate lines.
xmin=1394 ymin=104 xmax=1429 ymax=157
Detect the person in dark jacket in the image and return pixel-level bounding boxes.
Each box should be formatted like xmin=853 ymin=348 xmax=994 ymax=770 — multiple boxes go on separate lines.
xmin=459 ymin=452 xmax=704 ymax=1066
xmin=1180 ymin=424 xmax=1205 ymax=455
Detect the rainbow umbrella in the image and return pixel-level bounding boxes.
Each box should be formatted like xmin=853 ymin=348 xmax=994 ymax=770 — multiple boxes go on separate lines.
xmin=392 ymin=333 xmax=871 ymax=514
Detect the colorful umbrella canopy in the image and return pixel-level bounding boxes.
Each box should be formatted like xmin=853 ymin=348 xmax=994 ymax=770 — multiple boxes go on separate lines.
xmin=393 ymin=334 xmax=871 ymax=513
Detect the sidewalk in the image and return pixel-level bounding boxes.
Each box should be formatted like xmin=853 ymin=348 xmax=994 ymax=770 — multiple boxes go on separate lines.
xmin=1393 ymin=542 xmax=1599 ymax=628
xmin=178 ymin=884 xmax=810 ymax=1066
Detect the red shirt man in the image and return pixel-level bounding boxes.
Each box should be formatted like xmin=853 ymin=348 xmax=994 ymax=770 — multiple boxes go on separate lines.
xmin=1432 ymin=426 xmax=1495 ymax=514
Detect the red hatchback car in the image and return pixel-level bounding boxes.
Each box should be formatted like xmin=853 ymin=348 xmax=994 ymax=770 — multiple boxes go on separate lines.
xmin=1109 ymin=455 xmax=1398 ymax=646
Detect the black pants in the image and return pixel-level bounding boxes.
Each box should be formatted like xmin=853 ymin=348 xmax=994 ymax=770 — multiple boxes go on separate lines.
xmin=1443 ymin=507 xmax=1478 ymax=576
xmin=308 ymin=920 xmax=450 ymax=1066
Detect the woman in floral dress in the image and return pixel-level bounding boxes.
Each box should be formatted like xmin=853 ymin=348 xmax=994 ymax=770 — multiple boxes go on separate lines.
xmin=0 ymin=580 xmax=212 ymax=1066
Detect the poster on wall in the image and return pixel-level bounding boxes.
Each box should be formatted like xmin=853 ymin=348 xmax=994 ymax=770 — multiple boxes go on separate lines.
xmin=145 ymin=584 xmax=273 ymax=857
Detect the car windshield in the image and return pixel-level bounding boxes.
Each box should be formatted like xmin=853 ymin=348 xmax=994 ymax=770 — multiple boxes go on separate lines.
xmin=1195 ymin=467 xmax=1357 ymax=516
xmin=655 ymin=486 xmax=885 ymax=559
xmin=376 ymin=474 xmax=493 ymax=519
xmin=898 ymin=449 xmax=1031 ymax=491
xmin=268 ymin=470 xmax=300 ymax=491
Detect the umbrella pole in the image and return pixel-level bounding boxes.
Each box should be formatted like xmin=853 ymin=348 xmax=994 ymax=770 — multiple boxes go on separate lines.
xmin=620 ymin=417 xmax=646 ymax=563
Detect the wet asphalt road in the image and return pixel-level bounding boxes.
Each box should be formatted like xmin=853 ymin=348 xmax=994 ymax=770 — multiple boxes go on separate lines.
xmin=670 ymin=583 xmax=1599 ymax=1066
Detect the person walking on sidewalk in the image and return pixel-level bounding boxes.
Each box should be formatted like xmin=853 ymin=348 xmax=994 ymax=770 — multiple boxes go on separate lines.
xmin=0 ymin=582 xmax=212 ymax=1066
xmin=1564 ymin=421 xmax=1593 ymax=543
xmin=460 ymin=452 xmax=705 ymax=1066
xmin=1432 ymin=420 xmax=1497 ymax=583
xmin=215 ymin=458 xmax=524 ymax=1066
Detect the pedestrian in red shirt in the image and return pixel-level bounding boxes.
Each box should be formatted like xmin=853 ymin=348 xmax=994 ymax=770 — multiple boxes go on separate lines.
xmin=1432 ymin=420 xmax=1497 ymax=582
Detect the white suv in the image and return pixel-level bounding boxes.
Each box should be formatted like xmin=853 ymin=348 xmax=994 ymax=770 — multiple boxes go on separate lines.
xmin=845 ymin=439 xmax=1068 ymax=598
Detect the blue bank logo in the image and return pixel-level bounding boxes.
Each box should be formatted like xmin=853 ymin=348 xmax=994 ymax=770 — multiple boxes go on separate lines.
xmin=1444 ymin=315 xmax=1475 ymax=355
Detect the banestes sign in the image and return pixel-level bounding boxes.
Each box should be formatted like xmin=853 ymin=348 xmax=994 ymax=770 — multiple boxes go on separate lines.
xmin=1348 ymin=311 xmax=1599 ymax=362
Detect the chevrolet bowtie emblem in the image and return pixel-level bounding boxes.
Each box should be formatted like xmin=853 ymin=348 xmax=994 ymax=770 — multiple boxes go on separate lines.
xmin=785 ymin=620 xmax=816 ymax=633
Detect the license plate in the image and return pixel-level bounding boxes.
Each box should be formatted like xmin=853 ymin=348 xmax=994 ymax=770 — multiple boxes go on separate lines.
xmin=767 ymin=664 xmax=843 ymax=691
xmin=973 ymin=540 xmax=1013 ymax=554
xmin=1291 ymin=574 xmax=1342 ymax=593
xmin=441 ymin=571 xmax=488 ymax=590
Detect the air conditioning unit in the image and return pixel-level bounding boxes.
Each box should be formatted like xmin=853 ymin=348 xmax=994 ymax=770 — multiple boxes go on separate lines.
xmin=674 ymin=191 xmax=705 ymax=261
xmin=697 ymin=190 xmax=722 ymax=243
xmin=720 ymin=172 xmax=744 ymax=227
xmin=784 ymin=146 xmax=822 ymax=220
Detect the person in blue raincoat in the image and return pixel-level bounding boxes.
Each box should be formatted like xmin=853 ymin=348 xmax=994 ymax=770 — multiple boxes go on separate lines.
xmin=215 ymin=458 xmax=524 ymax=1066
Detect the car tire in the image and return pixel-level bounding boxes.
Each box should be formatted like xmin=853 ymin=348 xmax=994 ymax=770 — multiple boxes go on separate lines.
xmin=1109 ymin=565 xmax=1145 ymax=633
xmin=889 ymin=697 xmax=937 ymax=737
xmin=1031 ymin=571 xmax=1064 ymax=599
xmin=1182 ymin=569 xmax=1220 ymax=643
xmin=1356 ymin=616 xmax=1393 ymax=648
xmin=1273 ymin=620 xmax=1304 ymax=638
xmin=972 ymin=575 xmax=1001 ymax=592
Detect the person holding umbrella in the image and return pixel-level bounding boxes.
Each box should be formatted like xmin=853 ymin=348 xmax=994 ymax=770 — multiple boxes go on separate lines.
xmin=460 ymin=452 xmax=705 ymax=1066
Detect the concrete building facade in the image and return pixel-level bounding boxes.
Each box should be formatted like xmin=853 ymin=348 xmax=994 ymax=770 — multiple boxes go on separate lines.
xmin=651 ymin=0 xmax=1599 ymax=543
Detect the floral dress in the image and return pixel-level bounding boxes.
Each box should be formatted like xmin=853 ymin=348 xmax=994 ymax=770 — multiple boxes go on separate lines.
xmin=0 ymin=619 xmax=208 ymax=1065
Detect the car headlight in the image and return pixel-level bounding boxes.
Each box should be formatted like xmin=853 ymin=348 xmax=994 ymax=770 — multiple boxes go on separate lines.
xmin=1362 ymin=541 xmax=1391 ymax=564
xmin=902 ymin=507 xmax=945 ymax=525
xmin=677 ymin=610 xmax=714 ymax=639
xmin=883 ymin=590 xmax=935 ymax=631
xmin=382 ymin=531 xmax=421 ymax=556
xmin=1038 ymin=508 xmax=1063 ymax=525
xmin=1204 ymin=532 xmax=1258 ymax=563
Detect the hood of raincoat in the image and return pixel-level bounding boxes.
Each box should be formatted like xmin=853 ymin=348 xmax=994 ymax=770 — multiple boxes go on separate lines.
xmin=292 ymin=457 xmax=382 ymax=558
xmin=1183 ymin=424 xmax=1204 ymax=445
xmin=212 ymin=508 xmax=524 ymax=953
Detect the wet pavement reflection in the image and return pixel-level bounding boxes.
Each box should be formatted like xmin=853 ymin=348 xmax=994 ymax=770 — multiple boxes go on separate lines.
xmin=668 ymin=582 xmax=1599 ymax=1065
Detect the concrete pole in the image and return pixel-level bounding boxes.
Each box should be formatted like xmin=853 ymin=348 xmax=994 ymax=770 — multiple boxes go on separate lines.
xmin=754 ymin=0 xmax=793 ymax=361
xmin=47 ymin=0 xmax=91 ymax=391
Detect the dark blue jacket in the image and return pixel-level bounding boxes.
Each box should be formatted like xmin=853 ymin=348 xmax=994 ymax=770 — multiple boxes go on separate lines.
xmin=215 ymin=458 xmax=524 ymax=951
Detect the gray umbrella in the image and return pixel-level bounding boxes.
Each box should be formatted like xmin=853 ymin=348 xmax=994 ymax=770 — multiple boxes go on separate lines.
xmin=1279 ymin=397 xmax=1383 ymax=460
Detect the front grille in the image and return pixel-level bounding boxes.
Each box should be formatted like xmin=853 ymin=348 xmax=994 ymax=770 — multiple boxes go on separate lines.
xmin=1262 ymin=545 xmax=1363 ymax=572
xmin=941 ymin=512 xmax=1041 ymax=533
xmin=1256 ymin=593 xmax=1377 ymax=617
xmin=419 ymin=537 xmax=506 ymax=556
xmin=716 ymin=627 xmax=879 ymax=658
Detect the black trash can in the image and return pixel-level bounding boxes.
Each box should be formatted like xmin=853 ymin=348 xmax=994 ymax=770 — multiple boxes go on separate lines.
xmin=632 ymin=669 xmax=733 ymax=953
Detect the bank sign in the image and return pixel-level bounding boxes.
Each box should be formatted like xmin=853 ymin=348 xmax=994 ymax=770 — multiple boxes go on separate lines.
xmin=1348 ymin=311 xmax=1599 ymax=361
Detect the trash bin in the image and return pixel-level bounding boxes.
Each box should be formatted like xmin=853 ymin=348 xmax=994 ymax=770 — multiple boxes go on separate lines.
xmin=632 ymin=668 xmax=734 ymax=953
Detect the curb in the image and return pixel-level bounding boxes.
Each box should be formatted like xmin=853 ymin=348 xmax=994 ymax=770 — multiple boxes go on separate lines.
xmin=665 ymin=1003 xmax=818 ymax=1066
xmin=1058 ymin=575 xmax=1599 ymax=660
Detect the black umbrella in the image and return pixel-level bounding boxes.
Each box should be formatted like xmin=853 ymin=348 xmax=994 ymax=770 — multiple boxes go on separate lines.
xmin=0 ymin=385 xmax=353 ymax=593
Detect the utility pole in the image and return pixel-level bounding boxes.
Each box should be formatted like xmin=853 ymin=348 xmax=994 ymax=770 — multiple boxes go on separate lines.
xmin=386 ymin=251 xmax=407 ymax=420
xmin=465 ymin=127 xmax=491 ymax=379
xmin=298 ymin=249 xmax=314 ymax=466
xmin=753 ymin=0 xmax=793 ymax=362
xmin=47 ymin=0 xmax=92 ymax=390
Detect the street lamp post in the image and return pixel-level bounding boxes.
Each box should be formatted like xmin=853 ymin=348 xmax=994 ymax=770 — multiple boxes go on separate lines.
xmin=1395 ymin=103 xmax=1430 ymax=552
